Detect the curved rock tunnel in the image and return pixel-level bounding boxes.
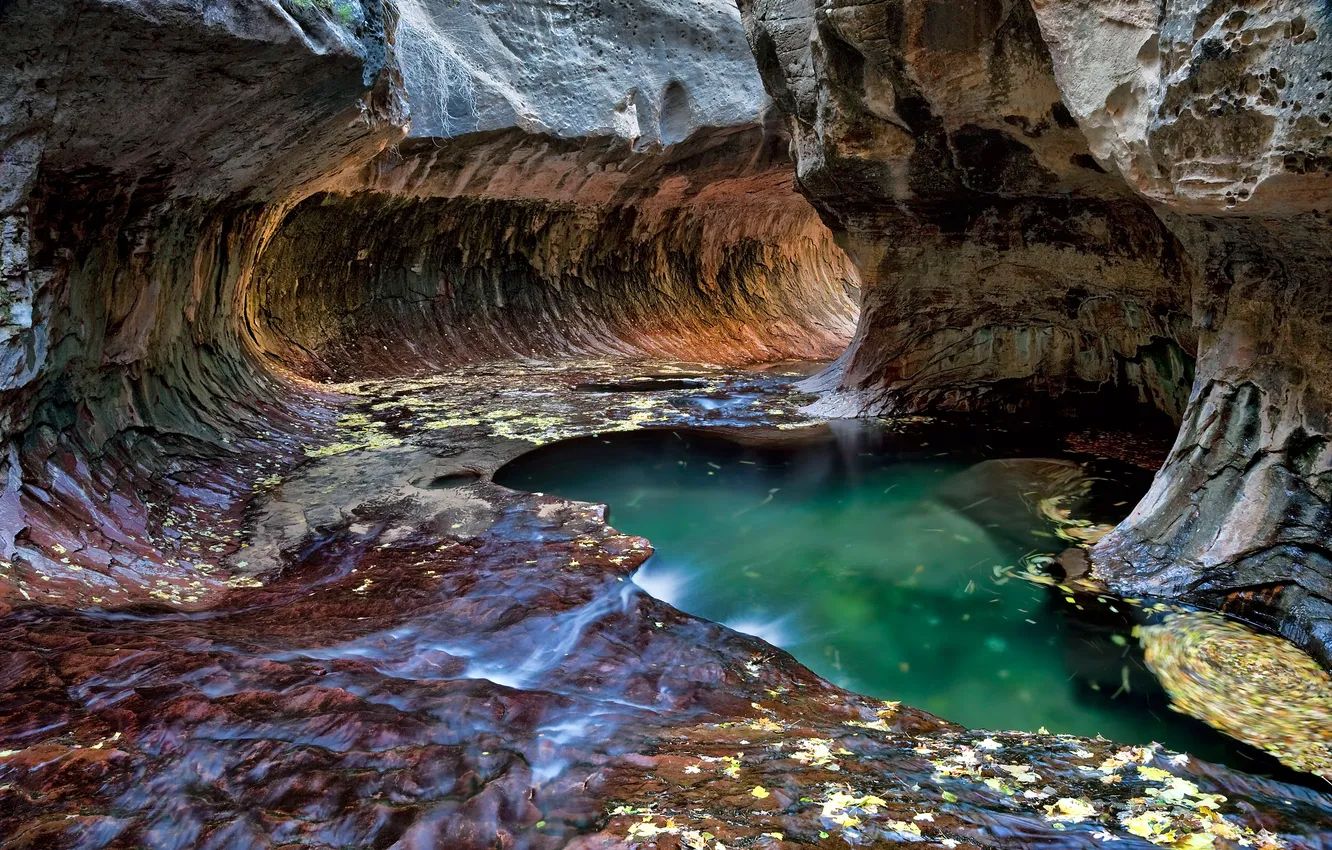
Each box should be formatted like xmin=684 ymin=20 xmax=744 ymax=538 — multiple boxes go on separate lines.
xmin=0 ymin=0 xmax=859 ymax=600
xmin=3 ymin=0 xmax=1332 ymax=844
xmin=248 ymin=129 xmax=859 ymax=379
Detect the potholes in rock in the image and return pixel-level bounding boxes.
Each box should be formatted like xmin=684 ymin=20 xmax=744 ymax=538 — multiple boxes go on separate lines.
xmin=573 ymin=376 xmax=713 ymax=392
xmin=411 ymin=470 xmax=482 ymax=489
xmin=495 ymin=418 xmax=1322 ymax=785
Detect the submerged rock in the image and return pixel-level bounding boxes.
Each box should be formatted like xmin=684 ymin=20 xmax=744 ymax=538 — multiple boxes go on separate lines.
xmin=934 ymin=458 xmax=1096 ymax=551
xmin=2 ymin=364 xmax=1330 ymax=846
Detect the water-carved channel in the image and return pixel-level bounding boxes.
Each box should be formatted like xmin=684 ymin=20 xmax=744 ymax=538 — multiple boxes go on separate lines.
xmin=497 ymin=419 xmax=1308 ymax=781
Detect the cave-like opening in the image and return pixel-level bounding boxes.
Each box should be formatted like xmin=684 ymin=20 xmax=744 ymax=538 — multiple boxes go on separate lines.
xmin=3 ymin=0 xmax=1332 ymax=844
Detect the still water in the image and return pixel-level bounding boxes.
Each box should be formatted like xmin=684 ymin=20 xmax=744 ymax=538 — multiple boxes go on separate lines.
xmin=497 ymin=418 xmax=1288 ymax=774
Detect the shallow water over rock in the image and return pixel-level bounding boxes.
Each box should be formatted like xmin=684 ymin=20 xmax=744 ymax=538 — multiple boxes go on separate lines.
xmin=3 ymin=363 xmax=1330 ymax=847
xmin=496 ymin=420 xmax=1307 ymax=778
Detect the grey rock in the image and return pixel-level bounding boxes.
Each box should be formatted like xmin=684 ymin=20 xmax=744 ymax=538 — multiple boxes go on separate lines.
xmin=740 ymin=0 xmax=1332 ymax=664
xmin=394 ymin=0 xmax=770 ymax=143
xmin=739 ymin=0 xmax=1194 ymax=419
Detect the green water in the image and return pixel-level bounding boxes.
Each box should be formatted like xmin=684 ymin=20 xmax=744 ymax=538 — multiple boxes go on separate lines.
xmin=496 ymin=420 xmax=1282 ymax=771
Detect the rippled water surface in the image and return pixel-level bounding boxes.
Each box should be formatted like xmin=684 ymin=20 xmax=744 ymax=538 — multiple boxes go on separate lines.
xmin=497 ymin=419 xmax=1289 ymax=772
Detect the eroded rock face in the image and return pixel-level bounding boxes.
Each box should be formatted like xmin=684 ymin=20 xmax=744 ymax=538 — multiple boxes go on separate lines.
xmin=739 ymin=0 xmax=1332 ymax=663
xmin=0 ymin=0 xmax=407 ymax=590
xmin=393 ymin=0 xmax=769 ymax=143
xmin=1031 ymin=0 xmax=1332 ymax=214
xmin=738 ymin=0 xmax=1196 ymax=418
xmin=0 ymin=0 xmax=395 ymax=423
xmin=0 ymin=0 xmax=854 ymax=580
xmin=241 ymin=0 xmax=859 ymax=380
xmin=251 ymin=128 xmax=857 ymax=377
xmin=1028 ymin=0 xmax=1332 ymax=663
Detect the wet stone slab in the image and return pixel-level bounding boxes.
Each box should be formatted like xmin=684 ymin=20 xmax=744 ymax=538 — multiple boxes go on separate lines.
xmin=1 ymin=360 xmax=1330 ymax=848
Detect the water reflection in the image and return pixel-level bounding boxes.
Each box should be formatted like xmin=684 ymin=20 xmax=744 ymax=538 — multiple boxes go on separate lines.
xmin=495 ymin=419 xmax=1303 ymax=776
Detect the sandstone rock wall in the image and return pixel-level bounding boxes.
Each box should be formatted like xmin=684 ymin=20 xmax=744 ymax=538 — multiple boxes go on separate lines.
xmin=251 ymin=128 xmax=857 ymax=377
xmin=239 ymin=0 xmax=856 ymax=381
xmin=739 ymin=0 xmax=1197 ymax=420
xmin=740 ymin=0 xmax=1332 ymax=663
xmin=1029 ymin=0 xmax=1332 ymax=662
xmin=393 ymin=0 xmax=769 ymax=142
xmin=0 ymin=0 xmax=855 ymax=595
xmin=1032 ymin=0 xmax=1332 ymax=215
xmin=0 ymin=0 xmax=406 ymax=574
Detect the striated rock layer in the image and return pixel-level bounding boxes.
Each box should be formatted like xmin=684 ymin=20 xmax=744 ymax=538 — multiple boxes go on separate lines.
xmin=251 ymin=127 xmax=857 ymax=379
xmin=1032 ymin=0 xmax=1332 ymax=665
xmin=0 ymin=0 xmax=855 ymax=590
xmin=738 ymin=0 xmax=1332 ymax=664
xmin=1 ymin=0 xmax=408 ymax=602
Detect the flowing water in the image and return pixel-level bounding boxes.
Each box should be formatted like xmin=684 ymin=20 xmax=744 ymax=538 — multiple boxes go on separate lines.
xmin=5 ymin=371 xmax=1328 ymax=846
xmin=496 ymin=418 xmax=1296 ymax=775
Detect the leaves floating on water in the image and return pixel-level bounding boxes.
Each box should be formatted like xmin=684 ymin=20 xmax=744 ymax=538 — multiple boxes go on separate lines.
xmin=1138 ymin=611 xmax=1332 ymax=779
xmin=1037 ymin=493 xmax=1116 ymax=545
xmin=1046 ymin=796 xmax=1097 ymax=822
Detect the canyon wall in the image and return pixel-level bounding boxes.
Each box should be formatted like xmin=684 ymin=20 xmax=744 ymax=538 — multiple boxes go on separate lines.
xmin=739 ymin=0 xmax=1332 ymax=663
xmin=738 ymin=0 xmax=1197 ymax=420
xmin=251 ymin=128 xmax=856 ymax=379
xmin=1 ymin=0 xmax=406 ymax=602
xmin=256 ymin=0 xmax=858 ymax=378
xmin=1033 ymin=0 xmax=1332 ymax=663
xmin=0 ymin=0 xmax=854 ymax=603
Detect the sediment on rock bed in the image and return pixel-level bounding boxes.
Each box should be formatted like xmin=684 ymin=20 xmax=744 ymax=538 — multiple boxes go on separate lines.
xmin=3 ymin=361 xmax=1331 ymax=847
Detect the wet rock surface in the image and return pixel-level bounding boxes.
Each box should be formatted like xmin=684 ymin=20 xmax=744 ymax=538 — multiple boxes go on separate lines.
xmin=4 ymin=0 xmax=1332 ymax=844
xmin=1026 ymin=2 xmax=1332 ymax=666
xmin=1 ymin=0 xmax=853 ymax=608
xmin=3 ymin=362 xmax=1331 ymax=848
